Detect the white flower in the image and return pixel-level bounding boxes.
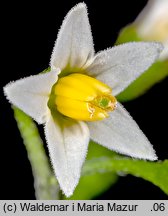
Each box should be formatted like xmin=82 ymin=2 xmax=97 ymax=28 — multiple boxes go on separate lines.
xmin=4 ymin=3 xmax=163 ymax=197
xmin=136 ymin=0 xmax=168 ymax=60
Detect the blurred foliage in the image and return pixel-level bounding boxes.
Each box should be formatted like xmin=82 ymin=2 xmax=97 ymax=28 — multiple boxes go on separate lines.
xmin=116 ymin=25 xmax=141 ymax=43
xmin=65 ymin=142 xmax=168 ymax=199
xmin=83 ymin=152 xmax=168 ymax=195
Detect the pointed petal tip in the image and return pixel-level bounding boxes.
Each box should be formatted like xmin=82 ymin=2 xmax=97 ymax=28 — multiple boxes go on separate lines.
xmin=134 ymin=152 xmax=158 ymax=161
xmin=88 ymin=103 xmax=158 ymax=162
xmin=3 ymin=81 xmax=19 ymax=108
xmin=64 ymin=191 xmax=73 ymax=198
xmin=73 ymin=2 xmax=87 ymax=10
xmin=61 ymin=183 xmax=77 ymax=198
xmin=68 ymin=2 xmax=87 ymax=17
xmin=68 ymin=2 xmax=88 ymax=20
xmin=53 ymin=170 xmax=80 ymax=198
xmin=126 ymin=143 xmax=158 ymax=161
xmin=50 ymin=1 xmax=94 ymax=71
xmin=142 ymin=144 xmax=158 ymax=161
xmin=150 ymin=41 xmax=164 ymax=53
xmin=3 ymin=71 xmax=59 ymax=124
xmin=145 ymin=152 xmax=158 ymax=161
xmin=3 ymin=82 xmax=11 ymax=98
xmin=3 ymin=81 xmax=47 ymax=124
xmin=115 ymin=146 xmax=158 ymax=162
xmin=114 ymin=146 xmax=158 ymax=162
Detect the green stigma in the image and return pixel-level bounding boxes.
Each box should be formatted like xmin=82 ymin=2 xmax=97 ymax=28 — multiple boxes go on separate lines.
xmin=93 ymin=95 xmax=117 ymax=111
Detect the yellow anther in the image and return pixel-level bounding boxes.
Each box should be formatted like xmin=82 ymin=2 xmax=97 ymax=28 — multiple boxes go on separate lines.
xmin=56 ymin=96 xmax=108 ymax=121
xmin=55 ymin=73 xmax=117 ymax=121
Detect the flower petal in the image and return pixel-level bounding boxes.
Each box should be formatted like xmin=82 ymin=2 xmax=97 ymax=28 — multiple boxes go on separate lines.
xmin=44 ymin=114 xmax=90 ymax=197
xmin=88 ymin=102 xmax=157 ymax=160
xmin=87 ymin=42 xmax=163 ymax=96
xmin=50 ymin=3 xmax=94 ymax=71
xmin=4 ymin=70 xmax=59 ymax=124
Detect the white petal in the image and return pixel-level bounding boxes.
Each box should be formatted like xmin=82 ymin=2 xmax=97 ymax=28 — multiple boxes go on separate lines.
xmin=4 ymin=70 xmax=59 ymax=124
xmin=87 ymin=42 xmax=163 ymax=96
xmin=44 ymin=115 xmax=90 ymax=197
xmin=50 ymin=3 xmax=94 ymax=71
xmin=88 ymin=102 xmax=157 ymax=160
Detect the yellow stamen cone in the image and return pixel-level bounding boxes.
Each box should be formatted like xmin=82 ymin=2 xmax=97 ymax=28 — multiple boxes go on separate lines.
xmin=56 ymin=96 xmax=108 ymax=121
xmin=55 ymin=73 xmax=117 ymax=121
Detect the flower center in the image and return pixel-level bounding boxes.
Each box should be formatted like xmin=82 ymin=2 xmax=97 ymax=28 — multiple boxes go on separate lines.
xmin=54 ymin=73 xmax=117 ymax=121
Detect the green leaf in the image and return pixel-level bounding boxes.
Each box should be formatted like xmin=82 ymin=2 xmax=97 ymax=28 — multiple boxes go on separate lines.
xmin=65 ymin=142 xmax=118 ymax=200
xmin=115 ymin=25 xmax=168 ymax=102
xmin=83 ymin=156 xmax=168 ymax=195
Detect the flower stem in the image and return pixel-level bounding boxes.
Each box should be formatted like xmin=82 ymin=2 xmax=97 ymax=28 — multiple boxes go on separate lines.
xmin=13 ymin=106 xmax=59 ymax=199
